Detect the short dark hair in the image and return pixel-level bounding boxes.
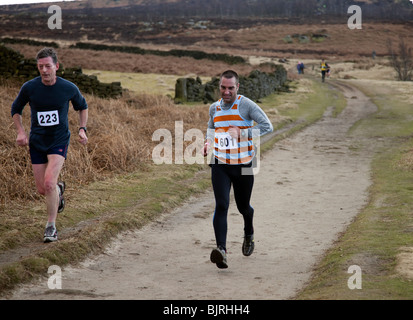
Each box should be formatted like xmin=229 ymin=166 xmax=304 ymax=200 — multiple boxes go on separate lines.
xmin=36 ymin=47 xmax=58 ymax=64
xmin=220 ymin=70 xmax=239 ymax=84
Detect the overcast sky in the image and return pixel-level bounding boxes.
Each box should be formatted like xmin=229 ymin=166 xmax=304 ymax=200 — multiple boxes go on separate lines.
xmin=0 ymin=0 xmax=77 ymax=6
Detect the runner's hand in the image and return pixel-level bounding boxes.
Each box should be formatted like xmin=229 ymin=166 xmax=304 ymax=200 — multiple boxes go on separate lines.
xmin=16 ymin=131 xmax=28 ymax=147
xmin=78 ymin=130 xmax=88 ymax=145
xmin=228 ymin=125 xmax=240 ymax=139
xmin=203 ymin=143 xmax=210 ymax=157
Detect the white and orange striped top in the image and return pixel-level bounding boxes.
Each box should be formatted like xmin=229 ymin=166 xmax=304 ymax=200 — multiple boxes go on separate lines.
xmin=213 ymin=95 xmax=254 ymax=165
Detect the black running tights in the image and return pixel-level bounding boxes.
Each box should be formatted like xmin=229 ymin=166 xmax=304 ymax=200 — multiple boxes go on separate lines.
xmin=211 ymin=163 xmax=254 ymax=251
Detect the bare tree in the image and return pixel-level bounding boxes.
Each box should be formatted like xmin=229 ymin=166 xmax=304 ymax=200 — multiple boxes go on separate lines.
xmin=387 ymin=37 xmax=413 ymax=81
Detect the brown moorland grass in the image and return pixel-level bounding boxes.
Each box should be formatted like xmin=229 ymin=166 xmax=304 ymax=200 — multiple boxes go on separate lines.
xmin=0 ymin=80 xmax=209 ymax=208
xmin=4 ymin=44 xmax=257 ymax=77
xmin=46 ymin=23 xmax=413 ymax=61
xmin=0 ymin=78 xmax=214 ymax=268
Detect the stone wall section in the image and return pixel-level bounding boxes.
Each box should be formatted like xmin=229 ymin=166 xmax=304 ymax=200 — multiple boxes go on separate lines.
xmin=175 ymin=64 xmax=288 ymax=104
xmin=0 ymin=44 xmax=122 ymax=98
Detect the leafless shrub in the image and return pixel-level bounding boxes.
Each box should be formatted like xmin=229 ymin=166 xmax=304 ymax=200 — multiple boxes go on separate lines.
xmin=386 ymin=37 xmax=413 ymax=81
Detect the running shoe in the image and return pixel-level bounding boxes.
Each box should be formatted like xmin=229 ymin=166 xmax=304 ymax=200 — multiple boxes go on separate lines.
xmin=44 ymin=225 xmax=58 ymax=243
xmin=242 ymin=234 xmax=254 ymax=256
xmin=57 ymin=181 xmax=65 ymax=213
xmin=210 ymin=247 xmax=228 ymax=269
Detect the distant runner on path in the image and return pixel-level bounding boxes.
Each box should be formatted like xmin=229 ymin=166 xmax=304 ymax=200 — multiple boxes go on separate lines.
xmin=320 ymin=59 xmax=330 ymax=82
xmin=11 ymin=47 xmax=88 ymax=243
xmin=203 ymin=70 xmax=273 ymax=269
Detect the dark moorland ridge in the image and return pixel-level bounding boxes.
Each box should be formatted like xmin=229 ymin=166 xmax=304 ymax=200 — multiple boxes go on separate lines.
xmin=1 ymin=0 xmax=412 ymax=21
xmin=1 ymin=0 xmax=412 ymax=46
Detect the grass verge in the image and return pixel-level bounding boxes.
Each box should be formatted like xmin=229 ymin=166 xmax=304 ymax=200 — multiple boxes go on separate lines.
xmin=83 ymin=70 xmax=211 ymax=97
xmin=0 ymin=163 xmax=210 ymax=294
xmin=296 ymin=79 xmax=413 ymax=299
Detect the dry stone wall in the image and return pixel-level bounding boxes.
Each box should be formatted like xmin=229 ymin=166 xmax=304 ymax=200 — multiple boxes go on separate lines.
xmin=0 ymin=44 xmax=122 ymax=99
xmin=175 ymin=64 xmax=288 ymax=104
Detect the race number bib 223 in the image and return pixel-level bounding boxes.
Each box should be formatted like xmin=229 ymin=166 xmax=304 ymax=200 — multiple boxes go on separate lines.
xmin=37 ymin=110 xmax=59 ymax=127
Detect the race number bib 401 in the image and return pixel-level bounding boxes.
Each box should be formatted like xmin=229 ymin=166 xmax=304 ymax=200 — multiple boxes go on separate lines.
xmin=37 ymin=110 xmax=59 ymax=127
xmin=216 ymin=132 xmax=237 ymax=150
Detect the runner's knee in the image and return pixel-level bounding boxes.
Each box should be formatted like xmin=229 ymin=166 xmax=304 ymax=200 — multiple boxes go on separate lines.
xmin=43 ymin=179 xmax=57 ymax=195
xmin=36 ymin=185 xmax=46 ymax=196
xmin=237 ymin=204 xmax=253 ymax=217
xmin=215 ymin=198 xmax=229 ymax=213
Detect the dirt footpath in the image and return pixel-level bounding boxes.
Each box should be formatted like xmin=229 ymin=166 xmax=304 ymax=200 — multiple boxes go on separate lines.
xmin=9 ymin=80 xmax=378 ymax=300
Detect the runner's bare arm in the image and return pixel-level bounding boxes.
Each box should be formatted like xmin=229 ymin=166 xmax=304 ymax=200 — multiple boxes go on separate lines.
xmin=78 ymin=109 xmax=88 ymax=145
xmin=12 ymin=113 xmax=28 ymax=147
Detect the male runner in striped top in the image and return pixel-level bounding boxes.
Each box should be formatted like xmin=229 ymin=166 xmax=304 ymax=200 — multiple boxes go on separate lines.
xmin=203 ymin=70 xmax=273 ymax=269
